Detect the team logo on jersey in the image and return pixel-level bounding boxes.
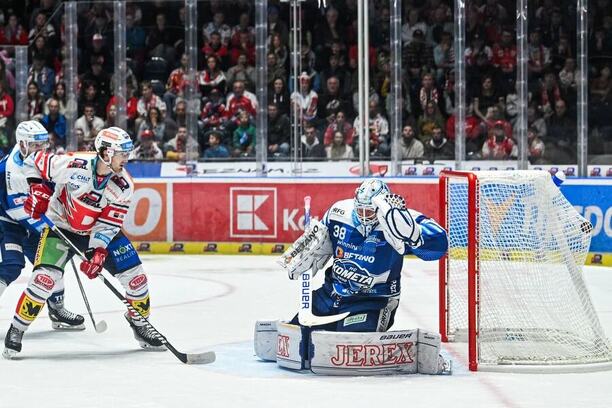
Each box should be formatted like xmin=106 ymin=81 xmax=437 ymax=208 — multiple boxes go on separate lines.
xmin=67 ymin=158 xmax=88 ymax=169
xmin=331 ymin=259 xmax=390 ymax=294
xmin=17 ymin=293 xmax=44 ymax=322
xmin=111 ymin=175 xmax=130 ymax=192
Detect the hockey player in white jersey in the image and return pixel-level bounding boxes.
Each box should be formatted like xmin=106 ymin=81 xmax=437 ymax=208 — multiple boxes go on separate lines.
xmin=256 ymin=179 xmax=450 ymax=374
xmin=3 ymin=127 xmax=165 ymax=358
xmin=0 ymin=121 xmax=85 ymax=330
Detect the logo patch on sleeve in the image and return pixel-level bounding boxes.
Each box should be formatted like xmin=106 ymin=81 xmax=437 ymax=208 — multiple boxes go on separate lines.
xmin=343 ymin=313 xmax=367 ymax=327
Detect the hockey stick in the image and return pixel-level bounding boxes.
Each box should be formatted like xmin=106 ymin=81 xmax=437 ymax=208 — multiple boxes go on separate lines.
xmin=298 ymin=196 xmax=349 ymax=326
xmin=69 ymin=257 xmax=108 ymax=333
xmin=41 ymin=215 xmax=215 ymax=365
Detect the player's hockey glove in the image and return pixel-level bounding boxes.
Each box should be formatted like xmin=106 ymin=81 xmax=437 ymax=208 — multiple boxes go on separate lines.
xmin=24 ymin=183 xmax=53 ymax=219
xmin=80 ymin=247 xmax=108 ymax=279
xmin=372 ymin=193 xmax=423 ymax=252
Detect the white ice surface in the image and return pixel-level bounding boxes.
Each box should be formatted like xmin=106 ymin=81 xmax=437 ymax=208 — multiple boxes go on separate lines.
xmin=0 ymin=255 xmax=611 ymax=408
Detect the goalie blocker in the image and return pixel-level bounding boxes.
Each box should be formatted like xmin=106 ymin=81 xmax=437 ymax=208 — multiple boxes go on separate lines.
xmin=254 ymin=320 xmax=451 ymax=376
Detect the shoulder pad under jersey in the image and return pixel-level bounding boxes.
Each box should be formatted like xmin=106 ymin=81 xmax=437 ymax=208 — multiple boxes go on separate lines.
xmin=325 ymin=199 xmax=355 ymax=226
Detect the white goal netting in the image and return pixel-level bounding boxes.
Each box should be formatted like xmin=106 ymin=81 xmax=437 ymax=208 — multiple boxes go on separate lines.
xmin=445 ymin=171 xmax=612 ymax=369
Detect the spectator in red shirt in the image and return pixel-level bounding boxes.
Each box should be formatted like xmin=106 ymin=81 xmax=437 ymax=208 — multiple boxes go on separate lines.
xmin=492 ymin=29 xmax=517 ymax=92
xmin=0 ymin=80 xmax=14 ymax=138
xmin=226 ymin=80 xmax=257 ymax=120
xmin=202 ymin=31 xmax=229 ymax=70
xmin=0 ymin=14 xmax=28 ymax=45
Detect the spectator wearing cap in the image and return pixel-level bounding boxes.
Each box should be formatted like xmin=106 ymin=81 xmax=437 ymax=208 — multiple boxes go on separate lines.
xmin=401 ymin=9 xmax=428 ymax=46
xmin=0 ymin=14 xmax=28 ymax=45
xmin=424 ymin=125 xmax=454 ymax=162
xmin=28 ymin=55 xmax=55 ymax=99
xmin=291 ymin=72 xmax=318 ymax=123
xmin=203 ymin=12 xmax=232 ymax=46
xmin=226 ymin=53 xmax=256 ymax=93
xmin=203 ymin=130 xmax=230 ymax=159
xmin=267 ymin=103 xmax=290 ymax=157
xmin=232 ymin=111 xmax=256 ymax=157
xmin=482 ymin=122 xmax=517 ymax=160
xmin=133 ymin=129 xmax=163 ymax=160
xmin=199 ymin=55 xmax=227 ymax=98
xmin=403 ymin=28 xmax=434 ymax=78
xmin=40 ymin=98 xmax=66 ymax=142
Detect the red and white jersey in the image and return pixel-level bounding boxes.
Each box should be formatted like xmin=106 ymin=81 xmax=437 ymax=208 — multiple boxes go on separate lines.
xmin=24 ymin=151 xmax=134 ymax=250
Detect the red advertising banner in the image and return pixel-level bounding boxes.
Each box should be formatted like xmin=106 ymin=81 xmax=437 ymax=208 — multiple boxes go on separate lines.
xmin=124 ymin=179 xmax=438 ymax=243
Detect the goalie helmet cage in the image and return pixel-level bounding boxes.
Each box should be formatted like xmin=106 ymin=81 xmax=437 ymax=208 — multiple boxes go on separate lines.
xmin=438 ymin=170 xmax=612 ymax=373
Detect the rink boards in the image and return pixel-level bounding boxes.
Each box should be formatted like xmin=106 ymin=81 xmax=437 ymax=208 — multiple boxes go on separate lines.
xmin=122 ymin=177 xmax=611 ymax=266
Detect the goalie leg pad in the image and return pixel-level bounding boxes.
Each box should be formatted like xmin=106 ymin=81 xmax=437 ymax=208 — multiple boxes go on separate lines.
xmin=276 ymin=322 xmax=308 ymax=371
xmin=254 ymin=320 xmax=278 ymax=362
xmin=310 ymin=329 xmax=419 ymax=375
xmin=417 ymin=331 xmax=452 ymax=375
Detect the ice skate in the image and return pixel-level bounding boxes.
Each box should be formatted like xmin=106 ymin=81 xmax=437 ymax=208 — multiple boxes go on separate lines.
xmin=3 ymin=324 xmax=24 ymax=359
xmin=124 ymin=313 xmax=166 ymax=351
xmin=49 ymin=305 xmax=85 ymax=331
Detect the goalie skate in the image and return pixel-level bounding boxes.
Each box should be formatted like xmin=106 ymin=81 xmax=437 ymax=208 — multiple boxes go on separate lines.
xmin=124 ymin=313 xmax=167 ymax=351
xmin=2 ymin=324 xmax=24 ymax=359
xmin=49 ymin=306 xmax=85 ymax=331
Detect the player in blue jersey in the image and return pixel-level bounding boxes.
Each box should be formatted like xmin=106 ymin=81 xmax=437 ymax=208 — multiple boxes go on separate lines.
xmin=0 ymin=120 xmax=85 ymax=329
xmin=286 ymin=178 xmax=448 ymax=332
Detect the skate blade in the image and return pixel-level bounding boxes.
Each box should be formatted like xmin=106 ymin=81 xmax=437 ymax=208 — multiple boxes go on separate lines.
xmin=51 ymin=322 xmax=86 ymax=331
xmin=2 ymin=348 xmax=19 ymax=360
xmin=137 ymin=341 xmax=167 ymax=352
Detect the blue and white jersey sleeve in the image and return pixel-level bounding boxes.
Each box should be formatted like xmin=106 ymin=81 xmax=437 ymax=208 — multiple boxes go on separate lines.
xmin=0 ymin=146 xmax=47 ymax=233
xmin=404 ymin=213 xmax=448 ymax=261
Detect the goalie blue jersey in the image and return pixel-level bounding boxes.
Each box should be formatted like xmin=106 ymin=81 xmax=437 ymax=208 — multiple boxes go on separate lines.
xmin=321 ymin=199 xmax=447 ymax=299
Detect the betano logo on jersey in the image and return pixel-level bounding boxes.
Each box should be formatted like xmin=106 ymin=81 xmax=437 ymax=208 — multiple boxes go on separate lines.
xmin=335 ymin=247 xmax=375 ymax=263
xmin=331 ymin=259 xmax=390 ymax=294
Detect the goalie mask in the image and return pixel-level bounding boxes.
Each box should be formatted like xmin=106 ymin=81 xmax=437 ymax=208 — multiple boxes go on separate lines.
xmin=353 ymin=179 xmax=390 ymax=229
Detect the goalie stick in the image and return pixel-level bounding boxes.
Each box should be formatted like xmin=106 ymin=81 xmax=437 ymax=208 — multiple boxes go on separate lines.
xmin=69 ymin=257 xmax=108 ymax=333
xmin=41 ymin=215 xmax=215 ymax=365
xmin=298 ymin=196 xmax=349 ymax=326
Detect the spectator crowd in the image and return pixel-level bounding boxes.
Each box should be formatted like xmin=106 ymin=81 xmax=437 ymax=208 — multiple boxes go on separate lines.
xmin=0 ymin=0 xmax=610 ymax=164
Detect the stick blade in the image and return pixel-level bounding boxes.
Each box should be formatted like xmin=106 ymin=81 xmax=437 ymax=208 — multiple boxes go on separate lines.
xmin=298 ymin=311 xmax=350 ymax=327
xmin=184 ymin=351 xmax=216 ymax=365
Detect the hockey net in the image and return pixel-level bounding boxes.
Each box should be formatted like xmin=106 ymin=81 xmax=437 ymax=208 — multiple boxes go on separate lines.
xmin=439 ymin=170 xmax=612 ymax=372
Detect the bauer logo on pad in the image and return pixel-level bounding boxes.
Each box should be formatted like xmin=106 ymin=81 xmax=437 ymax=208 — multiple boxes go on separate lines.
xmin=229 ymin=187 xmax=277 ymax=238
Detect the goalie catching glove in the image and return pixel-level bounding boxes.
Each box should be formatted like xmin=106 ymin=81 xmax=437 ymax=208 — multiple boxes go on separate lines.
xmin=277 ymin=219 xmax=332 ymax=280
xmin=372 ymin=193 xmax=423 ymax=254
